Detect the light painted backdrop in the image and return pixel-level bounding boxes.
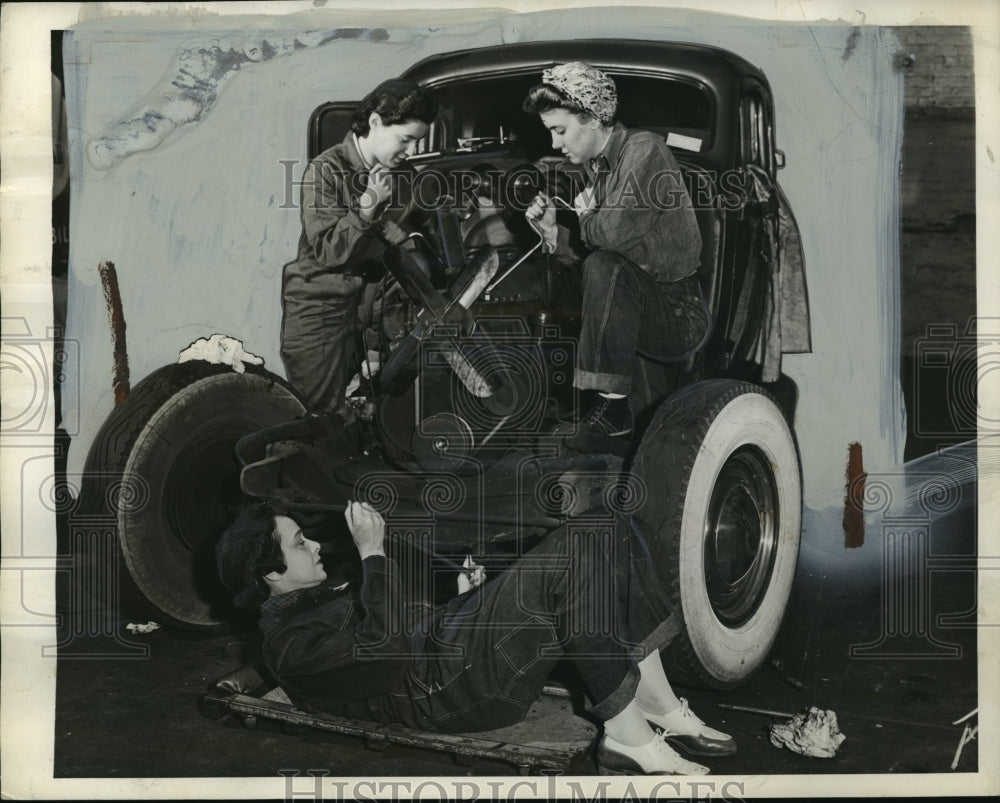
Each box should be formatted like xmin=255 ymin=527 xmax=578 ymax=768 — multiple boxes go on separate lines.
xmin=63 ymin=5 xmax=907 ymax=509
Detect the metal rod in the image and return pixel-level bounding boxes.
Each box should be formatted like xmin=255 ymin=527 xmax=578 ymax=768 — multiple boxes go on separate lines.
xmin=952 ymin=708 xmax=978 ymax=726
xmin=716 ymin=703 xmax=795 ymax=718
xmin=483 ymin=195 xmax=575 ymax=299
xmin=478 ymin=414 xmax=511 ymax=446
xmin=484 ymin=219 xmax=545 ymax=298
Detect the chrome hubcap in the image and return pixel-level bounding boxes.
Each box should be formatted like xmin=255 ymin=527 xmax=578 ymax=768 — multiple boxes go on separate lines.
xmin=703 ymin=446 xmax=779 ymax=627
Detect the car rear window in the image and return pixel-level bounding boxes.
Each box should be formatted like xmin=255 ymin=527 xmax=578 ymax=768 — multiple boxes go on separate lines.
xmin=428 ymin=71 xmax=713 ymax=159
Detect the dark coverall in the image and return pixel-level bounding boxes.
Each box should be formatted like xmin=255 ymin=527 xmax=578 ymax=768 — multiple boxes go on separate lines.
xmin=280 ymin=132 xmax=412 ymax=415
xmin=258 ymin=517 xmax=679 ymax=734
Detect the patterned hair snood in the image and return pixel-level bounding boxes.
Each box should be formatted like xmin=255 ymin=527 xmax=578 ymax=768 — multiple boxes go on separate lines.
xmin=541 ymin=61 xmax=618 ymax=125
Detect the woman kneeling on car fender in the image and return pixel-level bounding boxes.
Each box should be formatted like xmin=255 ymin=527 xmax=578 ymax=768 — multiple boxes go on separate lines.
xmin=523 ymin=61 xmax=710 ymax=452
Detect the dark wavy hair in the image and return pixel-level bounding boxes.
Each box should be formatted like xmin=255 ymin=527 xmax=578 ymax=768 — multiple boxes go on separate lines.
xmin=215 ymin=500 xmax=287 ymax=611
xmin=351 ymin=79 xmax=439 ymax=137
xmin=523 ymin=83 xmax=592 ymax=121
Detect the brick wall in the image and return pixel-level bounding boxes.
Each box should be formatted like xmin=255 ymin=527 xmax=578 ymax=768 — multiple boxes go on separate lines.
xmin=900 ymin=112 xmax=975 ymax=228
xmin=892 ymin=26 xmax=975 ymax=110
xmin=893 ymin=27 xmax=975 ymax=365
xmin=892 ymin=27 xmax=975 ymax=227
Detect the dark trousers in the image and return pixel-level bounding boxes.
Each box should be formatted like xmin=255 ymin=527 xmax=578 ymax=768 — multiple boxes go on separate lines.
xmin=350 ymin=516 xmax=678 ymax=733
xmin=577 ymin=250 xmax=709 ymax=395
xmin=280 ymin=275 xmax=379 ymax=414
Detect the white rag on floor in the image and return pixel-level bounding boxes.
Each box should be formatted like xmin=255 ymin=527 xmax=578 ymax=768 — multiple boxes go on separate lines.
xmin=769 ymin=707 xmax=846 ymax=758
xmin=125 ymin=621 xmax=161 ymax=634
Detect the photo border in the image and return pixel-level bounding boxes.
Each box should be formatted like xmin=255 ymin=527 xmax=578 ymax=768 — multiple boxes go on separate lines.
xmin=1 ymin=1 xmax=997 ymax=799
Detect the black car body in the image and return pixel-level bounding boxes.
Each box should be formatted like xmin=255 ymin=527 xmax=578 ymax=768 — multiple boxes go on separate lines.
xmin=311 ymin=39 xmax=806 ymax=415
xmin=90 ymin=38 xmax=809 ymax=690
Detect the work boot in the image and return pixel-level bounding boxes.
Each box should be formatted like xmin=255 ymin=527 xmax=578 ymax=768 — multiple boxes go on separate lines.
xmin=561 ymin=394 xmax=634 ymax=455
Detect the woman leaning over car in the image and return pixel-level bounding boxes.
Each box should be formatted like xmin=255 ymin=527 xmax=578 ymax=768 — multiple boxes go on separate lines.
xmin=279 ymin=79 xmax=438 ymax=419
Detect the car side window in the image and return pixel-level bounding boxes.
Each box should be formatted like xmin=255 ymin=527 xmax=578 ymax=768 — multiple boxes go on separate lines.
xmin=740 ymin=87 xmax=774 ymax=177
xmin=309 ymin=103 xmax=357 ymax=158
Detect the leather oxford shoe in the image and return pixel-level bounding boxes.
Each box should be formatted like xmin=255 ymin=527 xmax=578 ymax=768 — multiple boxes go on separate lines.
xmin=595 ymin=731 xmax=710 ymax=776
xmin=645 ymin=698 xmax=737 ymax=757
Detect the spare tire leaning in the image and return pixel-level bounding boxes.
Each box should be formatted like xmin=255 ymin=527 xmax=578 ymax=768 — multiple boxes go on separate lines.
xmin=80 ymin=361 xmax=305 ymax=630
xmin=630 ymin=379 xmax=802 ymax=689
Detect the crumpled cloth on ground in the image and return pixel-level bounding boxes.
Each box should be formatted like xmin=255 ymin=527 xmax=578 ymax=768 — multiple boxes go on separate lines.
xmin=178 ymin=333 xmax=263 ymax=373
xmin=126 ymin=621 xmax=161 ymax=634
xmin=769 ymin=707 xmax=846 ymax=758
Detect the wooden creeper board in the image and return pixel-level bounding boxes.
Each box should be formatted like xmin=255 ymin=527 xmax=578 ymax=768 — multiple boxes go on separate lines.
xmin=200 ymin=684 xmax=599 ymax=775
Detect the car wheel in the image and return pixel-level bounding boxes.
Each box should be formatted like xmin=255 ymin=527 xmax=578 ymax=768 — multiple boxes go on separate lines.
xmin=630 ymin=379 xmax=802 ymax=688
xmin=80 ymin=362 xmax=305 ymax=629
